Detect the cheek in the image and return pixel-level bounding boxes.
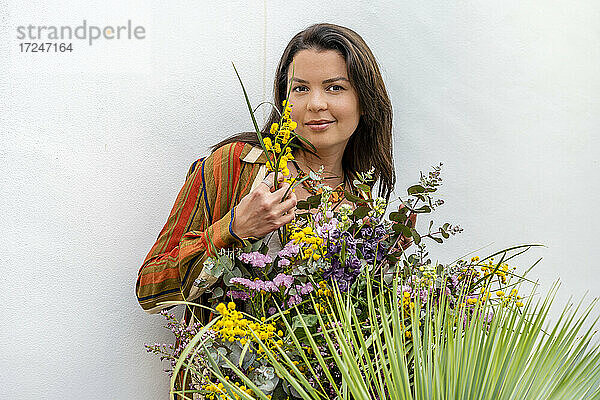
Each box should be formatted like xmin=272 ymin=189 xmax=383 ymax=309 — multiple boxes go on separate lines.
xmin=338 ymin=103 xmax=361 ymax=125
xmin=290 ymin=107 xmax=302 ymax=124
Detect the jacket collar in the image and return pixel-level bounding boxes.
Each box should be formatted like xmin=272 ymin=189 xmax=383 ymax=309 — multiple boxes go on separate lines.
xmin=239 ymin=143 xmax=268 ymax=164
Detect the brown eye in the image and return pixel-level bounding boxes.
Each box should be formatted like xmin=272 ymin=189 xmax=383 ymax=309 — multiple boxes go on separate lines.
xmin=328 ymin=85 xmax=345 ymax=92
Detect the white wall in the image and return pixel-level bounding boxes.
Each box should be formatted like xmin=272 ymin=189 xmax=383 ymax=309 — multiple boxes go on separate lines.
xmin=1 ymin=0 xmax=598 ymax=398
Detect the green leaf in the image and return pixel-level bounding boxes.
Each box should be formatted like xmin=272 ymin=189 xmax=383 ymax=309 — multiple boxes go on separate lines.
xmin=295 ymin=212 xmax=312 ymax=221
xmin=407 ymin=184 xmax=426 ymax=195
xmin=387 ymin=254 xmax=398 ymax=264
xmin=209 ymin=286 xmax=224 ymax=300
xmin=344 ymin=191 xmax=372 ymax=203
xmin=389 ymin=211 xmax=407 ymax=223
xmin=356 ymin=183 xmax=371 ymax=192
xmin=392 ymin=223 xmax=412 ymax=238
xmin=306 ymin=194 xmax=321 ymax=206
xmin=218 ymin=254 xmax=233 ymax=270
xmin=353 ymin=206 xmax=370 ymax=219
xmin=223 ymin=270 xmax=234 ymax=285
xmin=414 ymin=205 xmax=432 ymax=213
xmin=291 ymin=314 xmax=318 ymax=335
xmin=291 ymin=131 xmax=318 ymax=154
xmin=411 ymin=229 xmax=421 ymax=245
xmin=296 ymin=200 xmax=311 ymax=210
xmin=211 ymin=262 xmax=224 ymax=278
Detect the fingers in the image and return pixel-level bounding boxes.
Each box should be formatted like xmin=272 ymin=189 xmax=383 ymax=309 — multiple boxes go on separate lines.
xmin=257 ymin=172 xmax=285 ymax=193
xmin=258 ymin=172 xmax=275 ymax=192
xmin=274 ymin=192 xmax=297 ymax=216
xmin=273 ymin=179 xmax=291 ymax=195
xmin=281 ymin=211 xmax=295 ymax=225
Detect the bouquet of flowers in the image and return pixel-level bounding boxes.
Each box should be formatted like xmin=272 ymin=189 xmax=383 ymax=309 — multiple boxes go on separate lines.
xmin=146 ymin=68 xmax=600 ymax=400
xmin=147 ymin=159 xmax=541 ymax=397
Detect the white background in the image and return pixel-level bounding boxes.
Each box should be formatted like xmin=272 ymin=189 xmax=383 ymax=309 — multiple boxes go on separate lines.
xmin=1 ymin=0 xmax=599 ymax=398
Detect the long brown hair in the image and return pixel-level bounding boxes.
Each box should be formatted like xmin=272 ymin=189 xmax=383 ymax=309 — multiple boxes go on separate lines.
xmin=212 ymin=23 xmax=395 ymax=200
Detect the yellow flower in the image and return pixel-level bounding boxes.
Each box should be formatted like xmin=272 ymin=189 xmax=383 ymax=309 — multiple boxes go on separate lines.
xmin=263 ymin=137 xmax=272 ymax=148
xmin=215 ymin=303 xmax=227 ymax=315
xmin=270 ymin=123 xmax=279 ymax=135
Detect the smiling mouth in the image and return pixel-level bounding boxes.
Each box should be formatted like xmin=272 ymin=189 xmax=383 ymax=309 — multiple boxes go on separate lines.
xmin=306 ymin=121 xmax=335 ymax=131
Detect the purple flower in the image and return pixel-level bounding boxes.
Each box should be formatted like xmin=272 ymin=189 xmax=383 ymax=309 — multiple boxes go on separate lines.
xmin=362 ymin=226 xmax=374 ymax=237
xmin=229 ymin=277 xmax=256 ymax=290
xmin=374 ymin=225 xmax=387 ymax=237
xmin=321 ymin=218 xmax=339 ymax=234
xmin=345 ymin=255 xmax=361 ymax=270
xmin=279 ymin=258 xmax=291 ymax=267
xmin=297 ymin=282 xmax=314 ymax=295
xmin=229 ymin=277 xmax=278 ymax=293
xmin=278 ymin=243 xmax=300 ymax=258
xmin=262 ymin=280 xmax=279 ymax=292
xmin=419 ymin=289 xmax=429 ymax=304
xmin=288 ymin=294 xmax=302 ymax=306
xmin=227 ymin=290 xmax=251 ymax=300
xmin=273 ymin=273 xmax=294 ymax=289
xmin=238 ymin=251 xmax=272 ymax=268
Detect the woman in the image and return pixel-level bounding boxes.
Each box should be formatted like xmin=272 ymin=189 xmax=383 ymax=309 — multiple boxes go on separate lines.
xmin=136 ymin=23 xmax=401 ymax=317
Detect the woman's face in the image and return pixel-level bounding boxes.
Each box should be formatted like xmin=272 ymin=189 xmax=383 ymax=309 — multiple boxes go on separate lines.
xmin=287 ymin=49 xmax=361 ymax=156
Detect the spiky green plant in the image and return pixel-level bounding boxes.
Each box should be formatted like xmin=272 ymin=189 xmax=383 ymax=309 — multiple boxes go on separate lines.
xmin=180 ymin=274 xmax=600 ymax=400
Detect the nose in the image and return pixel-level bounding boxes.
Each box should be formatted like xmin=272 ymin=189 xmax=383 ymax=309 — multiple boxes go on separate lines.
xmin=307 ymin=89 xmax=327 ymax=112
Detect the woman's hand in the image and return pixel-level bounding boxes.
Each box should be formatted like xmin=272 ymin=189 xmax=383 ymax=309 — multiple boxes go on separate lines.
xmin=232 ymin=172 xmax=298 ymax=239
xmin=397 ymin=204 xmax=417 ymax=250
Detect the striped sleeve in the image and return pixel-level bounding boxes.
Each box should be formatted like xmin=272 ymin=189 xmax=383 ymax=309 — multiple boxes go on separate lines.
xmin=136 ymin=142 xmax=247 ymax=313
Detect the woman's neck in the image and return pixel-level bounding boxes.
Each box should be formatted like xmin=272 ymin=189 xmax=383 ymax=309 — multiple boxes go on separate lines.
xmin=293 ymin=148 xmax=344 ymax=181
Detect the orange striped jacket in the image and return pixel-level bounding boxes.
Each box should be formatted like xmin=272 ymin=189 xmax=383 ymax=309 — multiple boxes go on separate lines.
xmin=136 ymin=142 xmax=268 ymax=313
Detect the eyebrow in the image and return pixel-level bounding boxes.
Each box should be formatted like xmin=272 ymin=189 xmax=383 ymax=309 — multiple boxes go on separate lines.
xmin=291 ymin=76 xmax=350 ymax=84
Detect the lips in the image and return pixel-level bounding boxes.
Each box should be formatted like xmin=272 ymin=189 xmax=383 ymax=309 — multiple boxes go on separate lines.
xmin=305 ymin=120 xmax=335 ymax=131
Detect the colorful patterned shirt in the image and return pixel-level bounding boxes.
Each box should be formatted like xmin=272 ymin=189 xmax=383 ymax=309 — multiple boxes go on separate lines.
xmin=136 ymin=142 xmax=268 ymax=313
